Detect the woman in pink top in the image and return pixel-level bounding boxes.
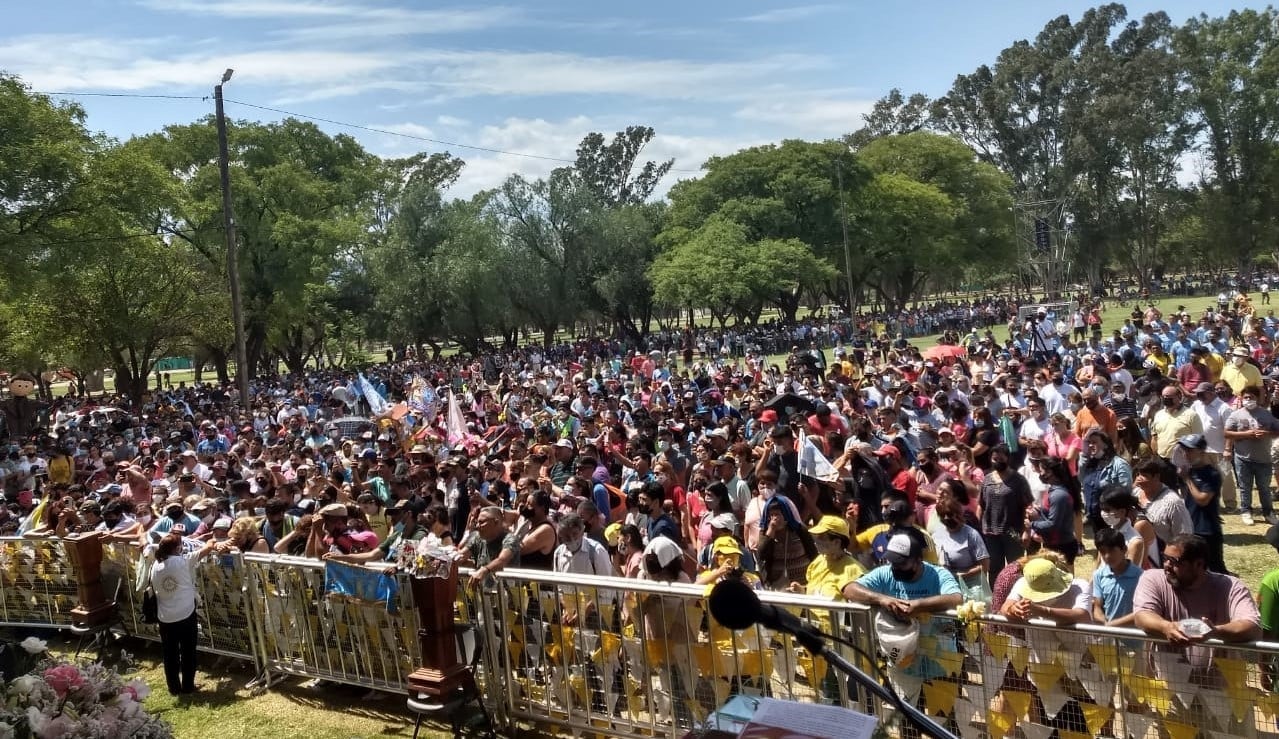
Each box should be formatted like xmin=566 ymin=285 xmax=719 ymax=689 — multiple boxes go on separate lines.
xmin=1044 ymin=412 xmax=1082 ymax=476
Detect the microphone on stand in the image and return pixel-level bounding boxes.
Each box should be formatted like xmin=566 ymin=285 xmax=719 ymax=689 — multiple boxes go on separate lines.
xmin=707 ymin=576 xmax=826 ymax=652
xmin=705 ymin=578 xmax=958 ymax=739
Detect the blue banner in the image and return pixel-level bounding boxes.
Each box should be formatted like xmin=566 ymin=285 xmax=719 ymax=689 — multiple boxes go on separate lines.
xmin=323 ymin=560 xmax=399 ymax=613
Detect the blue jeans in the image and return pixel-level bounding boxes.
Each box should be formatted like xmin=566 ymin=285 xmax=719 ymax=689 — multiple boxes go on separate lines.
xmin=1234 ymin=457 xmax=1274 ymax=516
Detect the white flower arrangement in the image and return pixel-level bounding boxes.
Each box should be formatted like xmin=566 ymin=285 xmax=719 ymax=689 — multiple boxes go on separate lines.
xmin=0 ymin=636 xmax=173 ymax=739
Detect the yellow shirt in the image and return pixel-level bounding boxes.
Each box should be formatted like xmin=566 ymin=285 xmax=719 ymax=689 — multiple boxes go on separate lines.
xmin=1147 ymin=352 xmax=1171 ymax=375
xmin=1222 ymin=361 xmax=1263 ymax=395
xmin=1150 ymin=407 xmax=1203 ymax=458
xmin=805 ymin=552 xmax=866 ymax=599
xmin=853 ymin=524 xmax=940 ymax=565
xmin=1204 ymin=353 xmax=1225 ymax=382
xmin=47 ymin=455 xmax=73 ymax=485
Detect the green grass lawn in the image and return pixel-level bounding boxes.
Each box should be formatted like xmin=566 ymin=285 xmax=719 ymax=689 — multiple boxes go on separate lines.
xmin=35 ymin=634 xmax=453 ymax=739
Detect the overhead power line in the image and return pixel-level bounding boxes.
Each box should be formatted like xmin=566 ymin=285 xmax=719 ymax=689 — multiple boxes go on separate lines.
xmin=34 ymin=89 xmax=702 ymax=173
xmin=35 ymin=91 xmax=207 ymax=101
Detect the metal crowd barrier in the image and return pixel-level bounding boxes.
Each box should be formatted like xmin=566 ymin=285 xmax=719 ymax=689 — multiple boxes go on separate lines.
xmin=467 ymin=568 xmax=886 ymax=739
xmin=0 ymin=537 xmax=79 ymax=628
xmin=936 ymin=614 xmax=1279 ymax=739
xmin=241 ymin=553 xmax=421 ymax=694
xmin=8 ymin=535 xmax=1279 ymax=739
xmin=100 ymin=541 xmax=158 ymax=642
xmin=469 ymin=568 xmax=1279 ymax=739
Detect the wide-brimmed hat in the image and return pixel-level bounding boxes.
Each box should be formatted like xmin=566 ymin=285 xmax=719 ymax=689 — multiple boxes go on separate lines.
xmin=1019 ymin=558 xmax=1072 ymax=603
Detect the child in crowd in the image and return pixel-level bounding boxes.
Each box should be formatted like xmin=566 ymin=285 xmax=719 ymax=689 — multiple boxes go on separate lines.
xmin=1091 ymin=526 xmax=1141 ymax=627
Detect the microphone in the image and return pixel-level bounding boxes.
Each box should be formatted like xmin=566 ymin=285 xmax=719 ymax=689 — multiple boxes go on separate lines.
xmin=708 ymin=578 xmax=960 ymax=739
xmin=707 ymin=578 xmax=825 ymax=651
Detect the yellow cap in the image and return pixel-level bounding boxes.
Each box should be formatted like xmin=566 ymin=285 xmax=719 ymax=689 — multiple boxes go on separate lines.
xmin=809 ymin=515 xmax=850 ymax=539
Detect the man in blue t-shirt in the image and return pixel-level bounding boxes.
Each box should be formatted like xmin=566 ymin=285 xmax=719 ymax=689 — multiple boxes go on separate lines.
xmin=842 ymin=529 xmax=962 ymax=677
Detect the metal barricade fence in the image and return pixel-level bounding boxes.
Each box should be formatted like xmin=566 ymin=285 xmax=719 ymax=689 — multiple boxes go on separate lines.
xmin=192 ymin=551 xmax=257 ymax=661
xmin=100 ymin=541 xmax=158 ymax=642
xmin=12 ymin=535 xmax=1279 ymax=739
xmin=0 ymin=537 xmax=79 ymax=628
xmin=469 ymin=568 xmax=890 ymax=739
xmin=931 ymin=613 xmax=1279 ymax=739
xmin=242 ymin=553 xmax=421 ymax=693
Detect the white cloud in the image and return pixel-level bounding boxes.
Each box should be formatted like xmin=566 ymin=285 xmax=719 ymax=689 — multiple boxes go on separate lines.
xmin=136 ymin=0 xmax=358 ymax=17
xmin=377 ymin=122 xmax=434 ymax=138
xmin=738 ymin=4 xmax=837 ymax=23
xmin=0 ymin=35 xmax=399 ymax=91
xmin=436 ymin=115 xmax=469 ymax=127
xmin=409 ymin=50 xmax=829 ymax=100
xmin=735 ymin=96 xmax=876 ymax=137
xmin=0 ymin=33 xmax=831 ymax=108
xmin=369 ymin=115 xmax=768 ymax=199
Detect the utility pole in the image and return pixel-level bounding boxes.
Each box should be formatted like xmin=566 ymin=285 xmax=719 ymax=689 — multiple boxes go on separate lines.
xmin=836 ymin=163 xmax=856 ymax=316
xmin=214 ymin=69 xmax=251 ymax=406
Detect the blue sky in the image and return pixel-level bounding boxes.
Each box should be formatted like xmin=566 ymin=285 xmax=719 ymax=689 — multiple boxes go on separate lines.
xmin=0 ymin=0 xmax=1245 ymax=196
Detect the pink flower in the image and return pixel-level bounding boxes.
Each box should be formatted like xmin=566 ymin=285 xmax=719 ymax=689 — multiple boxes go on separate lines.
xmin=123 ymin=679 xmax=150 ymax=701
xmin=42 ymin=665 xmax=86 ymax=700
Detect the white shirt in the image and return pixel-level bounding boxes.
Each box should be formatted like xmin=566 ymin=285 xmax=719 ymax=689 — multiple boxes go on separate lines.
xmin=1019 ymin=415 xmax=1052 ymax=442
xmin=1192 ymin=397 xmax=1231 ymax=454
xmin=1037 ymin=383 xmax=1067 ymax=416
xmin=150 ymin=549 xmax=201 ymax=623
xmin=553 ymin=537 xmax=614 ymax=578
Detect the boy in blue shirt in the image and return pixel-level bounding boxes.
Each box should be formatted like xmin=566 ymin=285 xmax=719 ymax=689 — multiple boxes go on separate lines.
xmin=1091 ymin=527 xmax=1141 ymax=626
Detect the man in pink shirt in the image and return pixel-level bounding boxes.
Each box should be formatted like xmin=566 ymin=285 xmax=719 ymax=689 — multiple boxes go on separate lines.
xmin=1133 ymin=533 xmax=1260 ymax=672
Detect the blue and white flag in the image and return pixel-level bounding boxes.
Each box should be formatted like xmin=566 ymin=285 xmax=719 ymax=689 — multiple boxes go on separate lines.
xmin=357 ymin=373 xmax=389 ymax=416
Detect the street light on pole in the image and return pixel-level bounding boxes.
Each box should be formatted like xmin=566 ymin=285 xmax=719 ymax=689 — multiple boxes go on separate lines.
xmin=214 ymin=69 xmax=251 ymax=406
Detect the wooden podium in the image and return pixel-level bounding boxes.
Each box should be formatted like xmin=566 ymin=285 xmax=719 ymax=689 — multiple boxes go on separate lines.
xmin=406 ymin=562 xmax=471 ymax=699
xmin=62 ymin=533 xmax=115 ymax=628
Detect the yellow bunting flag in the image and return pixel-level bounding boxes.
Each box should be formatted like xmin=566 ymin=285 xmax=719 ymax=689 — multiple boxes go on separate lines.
xmin=987 ymin=708 xmax=1014 ymax=738
xmin=1007 ymin=643 xmax=1030 ymax=674
xmin=1001 ymin=690 xmax=1032 ymax=719
xmin=1257 ymin=690 xmax=1279 ymax=719
xmin=1163 ymin=720 xmax=1198 ymax=739
xmin=1215 ymin=685 xmax=1257 ymax=723
xmin=1126 ymin=675 xmax=1172 ymax=715
xmin=922 ymin=679 xmax=958 ymax=717
xmin=1088 ymin=642 xmax=1121 ymax=674
xmin=568 ymin=673 xmax=588 ymax=707
xmin=1214 ymin=657 xmax=1247 ymax=691
xmin=1079 ymin=703 xmax=1113 ymax=735
xmin=1026 ymin=661 xmax=1065 ymax=692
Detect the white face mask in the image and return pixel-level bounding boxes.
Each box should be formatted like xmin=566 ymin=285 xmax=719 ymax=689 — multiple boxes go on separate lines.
xmin=759 ymin=485 xmax=776 ymax=500
xmin=1233 ymin=356 xmax=1247 ymax=367
xmin=152 ymin=494 xmax=166 ymax=506
xmin=1244 ymin=399 xmax=1259 ymax=410
xmin=1100 ymin=511 xmax=1124 ymax=528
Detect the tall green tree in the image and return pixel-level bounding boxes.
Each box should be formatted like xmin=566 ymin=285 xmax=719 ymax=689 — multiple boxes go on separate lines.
xmin=1175 ymin=8 xmax=1279 ymax=274
xmin=138 ymin=118 xmax=384 ymax=376
xmin=846 ymin=89 xmax=933 ymax=150
xmin=663 ymin=139 xmax=869 ymax=315
xmin=574 ymin=126 xmax=673 ymax=207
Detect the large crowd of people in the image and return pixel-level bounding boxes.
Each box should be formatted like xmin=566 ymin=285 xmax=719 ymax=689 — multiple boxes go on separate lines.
xmin=3 ymin=283 xmax=1279 ymax=712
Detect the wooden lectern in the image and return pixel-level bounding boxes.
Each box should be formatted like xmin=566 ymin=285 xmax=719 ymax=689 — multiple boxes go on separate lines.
xmin=406 ymin=561 xmax=471 ymax=699
xmin=62 ymin=533 xmax=115 ymax=627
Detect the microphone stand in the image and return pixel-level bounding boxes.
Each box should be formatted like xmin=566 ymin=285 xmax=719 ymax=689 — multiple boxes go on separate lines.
xmin=787 ymin=623 xmax=958 ymax=739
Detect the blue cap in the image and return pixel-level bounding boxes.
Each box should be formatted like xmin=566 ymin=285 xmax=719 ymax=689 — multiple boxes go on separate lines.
xmin=1176 ymin=433 xmax=1207 ymax=450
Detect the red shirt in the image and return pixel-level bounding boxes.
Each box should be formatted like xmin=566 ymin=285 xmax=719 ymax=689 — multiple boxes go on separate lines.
xmin=890 ymin=469 xmax=919 ymax=506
